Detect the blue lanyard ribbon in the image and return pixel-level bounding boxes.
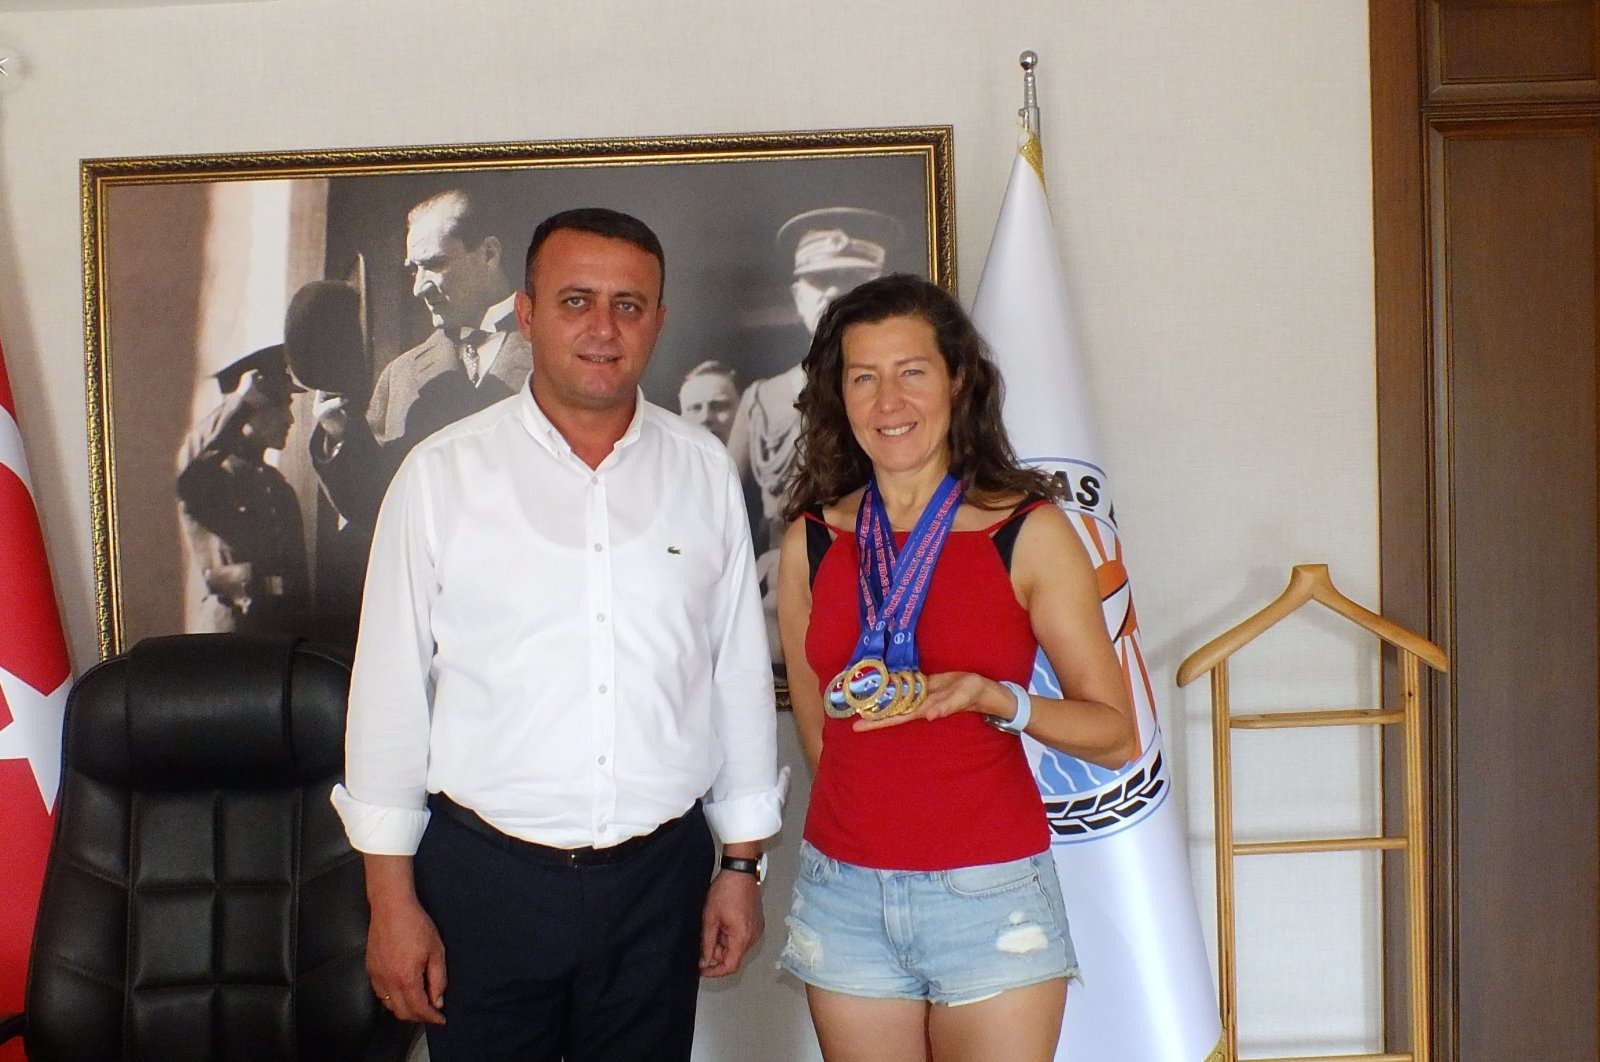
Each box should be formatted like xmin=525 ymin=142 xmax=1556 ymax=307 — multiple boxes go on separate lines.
xmin=850 ymin=473 xmax=963 ymax=673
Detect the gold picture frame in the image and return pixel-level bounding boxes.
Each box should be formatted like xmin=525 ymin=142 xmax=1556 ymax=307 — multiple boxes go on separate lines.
xmin=82 ymin=126 xmax=956 ymax=708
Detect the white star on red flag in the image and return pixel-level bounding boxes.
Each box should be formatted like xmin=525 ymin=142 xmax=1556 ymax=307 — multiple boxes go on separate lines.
xmin=0 ymin=667 xmax=68 ymax=813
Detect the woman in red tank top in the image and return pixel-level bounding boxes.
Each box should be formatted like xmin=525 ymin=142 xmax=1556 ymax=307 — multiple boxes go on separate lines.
xmin=774 ymin=275 xmax=1138 ymax=1062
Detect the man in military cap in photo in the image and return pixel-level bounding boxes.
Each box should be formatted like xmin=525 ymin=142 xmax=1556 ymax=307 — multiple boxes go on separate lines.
xmin=728 ymin=206 xmax=900 ymax=555
xmin=310 ymin=187 xmax=533 ymax=529
xmin=176 ymin=344 xmax=311 ymax=635
xmin=727 ymin=207 xmax=900 ymax=667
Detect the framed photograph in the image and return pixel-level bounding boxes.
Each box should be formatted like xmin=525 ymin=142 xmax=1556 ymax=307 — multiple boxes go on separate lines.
xmin=83 ymin=126 xmax=955 ymax=702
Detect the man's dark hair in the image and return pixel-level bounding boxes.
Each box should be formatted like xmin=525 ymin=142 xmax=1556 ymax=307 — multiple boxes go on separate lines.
xmin=523 ymin=207 xmax=666 ymax=297
xmin=784 ymin=273 xmax=1062 ymax=522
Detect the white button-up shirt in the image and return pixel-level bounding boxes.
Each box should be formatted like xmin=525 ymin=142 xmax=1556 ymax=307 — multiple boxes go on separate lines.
xmin=332 ymin=386 xmax=785 ymax=854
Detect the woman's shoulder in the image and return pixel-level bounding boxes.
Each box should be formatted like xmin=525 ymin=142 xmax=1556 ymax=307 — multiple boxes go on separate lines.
xmin=779 ymin=492 xmax=858 ymax=555
xmin=956 ymin=490 xmax=1046 ymax=532
xmin=1006 ymin=501 xmax=1093 ymax=590
xmin=816 ymin=488 xmax=865 ymax=531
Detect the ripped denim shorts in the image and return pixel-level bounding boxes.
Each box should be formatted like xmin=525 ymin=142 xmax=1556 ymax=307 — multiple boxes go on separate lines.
xmin=778 ymin=840 xmax=1078 ymax=1005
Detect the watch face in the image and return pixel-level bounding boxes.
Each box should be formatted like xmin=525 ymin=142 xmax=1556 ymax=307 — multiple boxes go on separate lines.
xmin=723 ymin=852 xmax=767 ymax=884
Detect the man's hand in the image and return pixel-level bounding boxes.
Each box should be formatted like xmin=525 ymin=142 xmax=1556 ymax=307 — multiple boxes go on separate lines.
xmin=312 ymin=389 xmax=351 ymax=442
xmin=364 ymin=854 xmax=447 ymax=1024
xmin=234 ymin=368 xmax=269 ymax=407
xmin=201 ymin=561 xmax=254 ymax=607
xmin=699 ymin=869 xmax=764 ymax=978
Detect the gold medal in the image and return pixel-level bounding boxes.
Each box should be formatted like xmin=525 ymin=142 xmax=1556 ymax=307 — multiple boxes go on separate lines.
xmin=900 ymin=670 xmax=927 ymax=715
xmin=884 ymin=671 xmax=917 ymax=718
xmin=836 ymin=667 xmax=932 ymax=721
xmin=856 ymin=682 xmax=895 ymax=719
xmin=883 ymin=671 xmax=920 ymax=719
xmin=841 ymin=659 xmax=891 ymax=713
xmin=862 ymin=671 xmax=910 ymax=720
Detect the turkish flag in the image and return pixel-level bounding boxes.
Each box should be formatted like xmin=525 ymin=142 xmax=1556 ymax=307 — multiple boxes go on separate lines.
xmin=0 ymin=341 xmax=71 ymax=1058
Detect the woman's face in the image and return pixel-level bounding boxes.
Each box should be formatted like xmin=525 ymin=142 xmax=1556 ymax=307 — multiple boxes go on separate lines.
xmin=840 ymin=314 xmax=958 ymax=481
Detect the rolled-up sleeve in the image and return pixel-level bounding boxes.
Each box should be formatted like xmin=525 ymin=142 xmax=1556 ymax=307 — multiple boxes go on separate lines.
xmin=329 ymin=455 xmax=440 ymax=854
xmin=700 ymin=462 xmax=788 ymax=844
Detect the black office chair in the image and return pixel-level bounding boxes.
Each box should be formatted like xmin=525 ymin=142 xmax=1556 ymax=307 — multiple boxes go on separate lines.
xmin=0 ymin=634 xmax=415 ymax=1061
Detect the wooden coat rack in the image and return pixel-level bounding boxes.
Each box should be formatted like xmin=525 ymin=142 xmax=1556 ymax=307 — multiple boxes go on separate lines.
xmin=1177 ymin=564 xmax=1448 ymax=1062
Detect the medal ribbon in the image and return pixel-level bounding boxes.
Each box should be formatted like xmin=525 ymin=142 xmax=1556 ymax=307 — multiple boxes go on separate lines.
xmin=851 ymin=473 xmax=963 ymax=673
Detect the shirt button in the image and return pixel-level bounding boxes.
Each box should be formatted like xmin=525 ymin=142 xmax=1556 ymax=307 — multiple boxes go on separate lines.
xmin=591 ymin=476 xmax=599 ymax=485
xmin=597 ymin=755 xmax=607 ymax=766
xmin=596 ymin=613 xmax=606 ymax=623
xmin=593 ymin=543 xmax=603 ymax=552
xmin=599 ymin=684 xmax=608 ymax=694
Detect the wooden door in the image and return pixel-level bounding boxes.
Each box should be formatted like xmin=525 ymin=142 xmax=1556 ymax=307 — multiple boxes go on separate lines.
xmin=1372 ymin=2 xmax=1599 ymax=1058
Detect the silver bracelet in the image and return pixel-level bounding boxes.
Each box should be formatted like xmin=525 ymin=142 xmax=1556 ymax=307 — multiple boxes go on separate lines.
xmin=986 ymin=680 xmax=1032 ymax=735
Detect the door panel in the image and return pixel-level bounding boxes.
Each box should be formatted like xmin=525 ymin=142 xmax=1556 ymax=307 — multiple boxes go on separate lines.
xmin=1441 ymin=128 xmax=1598 ymax=1058
xmin=1372 ymin=3 xmax=1600 ymax=1057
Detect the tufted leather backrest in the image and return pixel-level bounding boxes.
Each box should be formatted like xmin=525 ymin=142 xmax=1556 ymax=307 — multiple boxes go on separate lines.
xmin=22 ymin=634 xmax=409 ymax=1062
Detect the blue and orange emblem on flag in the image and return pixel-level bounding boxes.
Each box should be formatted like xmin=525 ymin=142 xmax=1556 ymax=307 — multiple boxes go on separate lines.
xmin=1024 ymin=456 xmax=1169 ymax=842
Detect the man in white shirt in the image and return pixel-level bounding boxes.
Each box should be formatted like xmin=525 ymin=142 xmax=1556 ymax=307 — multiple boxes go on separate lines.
xmin=332 ymin=207 xmax=784 ymax=1062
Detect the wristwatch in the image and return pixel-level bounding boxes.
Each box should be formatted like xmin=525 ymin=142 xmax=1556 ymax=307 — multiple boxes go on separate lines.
xmin=719 ymin=851 xmax=767 ymax=885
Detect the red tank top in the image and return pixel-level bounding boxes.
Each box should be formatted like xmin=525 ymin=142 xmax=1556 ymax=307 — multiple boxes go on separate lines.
xmin=802 ymin=506 xmax=1051 ymax=870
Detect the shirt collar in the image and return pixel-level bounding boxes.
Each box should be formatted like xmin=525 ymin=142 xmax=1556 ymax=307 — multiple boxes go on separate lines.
xmin=515 ymin=385 xmax=649 ymax=465
xmin=478 ymin=293 xmax=520 ymax=335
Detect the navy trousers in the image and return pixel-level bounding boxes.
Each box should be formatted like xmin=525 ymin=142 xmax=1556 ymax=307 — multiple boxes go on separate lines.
xmin=413 ymin=803 xmax=714 ymax=1062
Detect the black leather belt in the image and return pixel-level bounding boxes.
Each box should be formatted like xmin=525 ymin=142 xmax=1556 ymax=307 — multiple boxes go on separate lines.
xmin=427 ymin=791 xmax=694 ymax=868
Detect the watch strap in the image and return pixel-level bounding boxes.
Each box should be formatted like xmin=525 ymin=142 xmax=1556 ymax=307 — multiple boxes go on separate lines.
xmin=986 ymin=680 xmax=1033 ymax=735
xmin=719 ymin=853 xmax=764 ymax=883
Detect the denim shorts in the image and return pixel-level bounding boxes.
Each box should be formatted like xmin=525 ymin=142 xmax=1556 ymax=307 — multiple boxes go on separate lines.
xmin=778 ymin=840 xmax=1078 ymax=1005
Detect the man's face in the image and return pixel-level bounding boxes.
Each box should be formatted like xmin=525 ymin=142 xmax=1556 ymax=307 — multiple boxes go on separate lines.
xmin=516 ymin=228 xmax=666 ymax=419
xmin=791 ymin=265 xmax=882 ymax=335
xmin=244 ymin=395 xmax=294 ymax=452
xmin=677 ymin=372 xmax=738 ymax=443
xmin=405 ymin=205 xmax=502 ymax=332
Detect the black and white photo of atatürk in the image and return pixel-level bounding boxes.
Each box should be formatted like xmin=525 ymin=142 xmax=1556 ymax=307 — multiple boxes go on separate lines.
xmin=84 ymin=128 xmax=954 ymax=688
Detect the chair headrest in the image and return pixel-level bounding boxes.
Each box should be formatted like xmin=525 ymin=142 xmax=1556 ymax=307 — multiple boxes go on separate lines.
xmin=67 ymin=634 xmax=350 ymax=789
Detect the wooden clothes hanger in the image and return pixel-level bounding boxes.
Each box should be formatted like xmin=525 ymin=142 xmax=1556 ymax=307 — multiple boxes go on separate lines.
xmin=1176 ymin=563 xmax=1448 ymax=686
xmin=1181 ymin=566 xmax=1446 ymax=1060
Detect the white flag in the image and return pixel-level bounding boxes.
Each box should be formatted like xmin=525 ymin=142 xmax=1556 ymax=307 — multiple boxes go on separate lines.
xmin=971 ymin=129 xmax=1223 ymax=1062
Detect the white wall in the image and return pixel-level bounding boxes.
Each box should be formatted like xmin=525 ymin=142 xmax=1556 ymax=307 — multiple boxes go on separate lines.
xmin=0 ymin=1 xmax=1383 ymax=1057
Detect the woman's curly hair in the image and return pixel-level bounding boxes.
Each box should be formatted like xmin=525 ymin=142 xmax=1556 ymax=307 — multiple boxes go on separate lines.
xmin=783 ymin=273 xmax=1062 ymax=522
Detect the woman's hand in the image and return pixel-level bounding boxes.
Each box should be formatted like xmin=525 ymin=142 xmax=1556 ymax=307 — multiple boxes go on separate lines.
xmin=851 ymin=670 xmax=1010 ymax=731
